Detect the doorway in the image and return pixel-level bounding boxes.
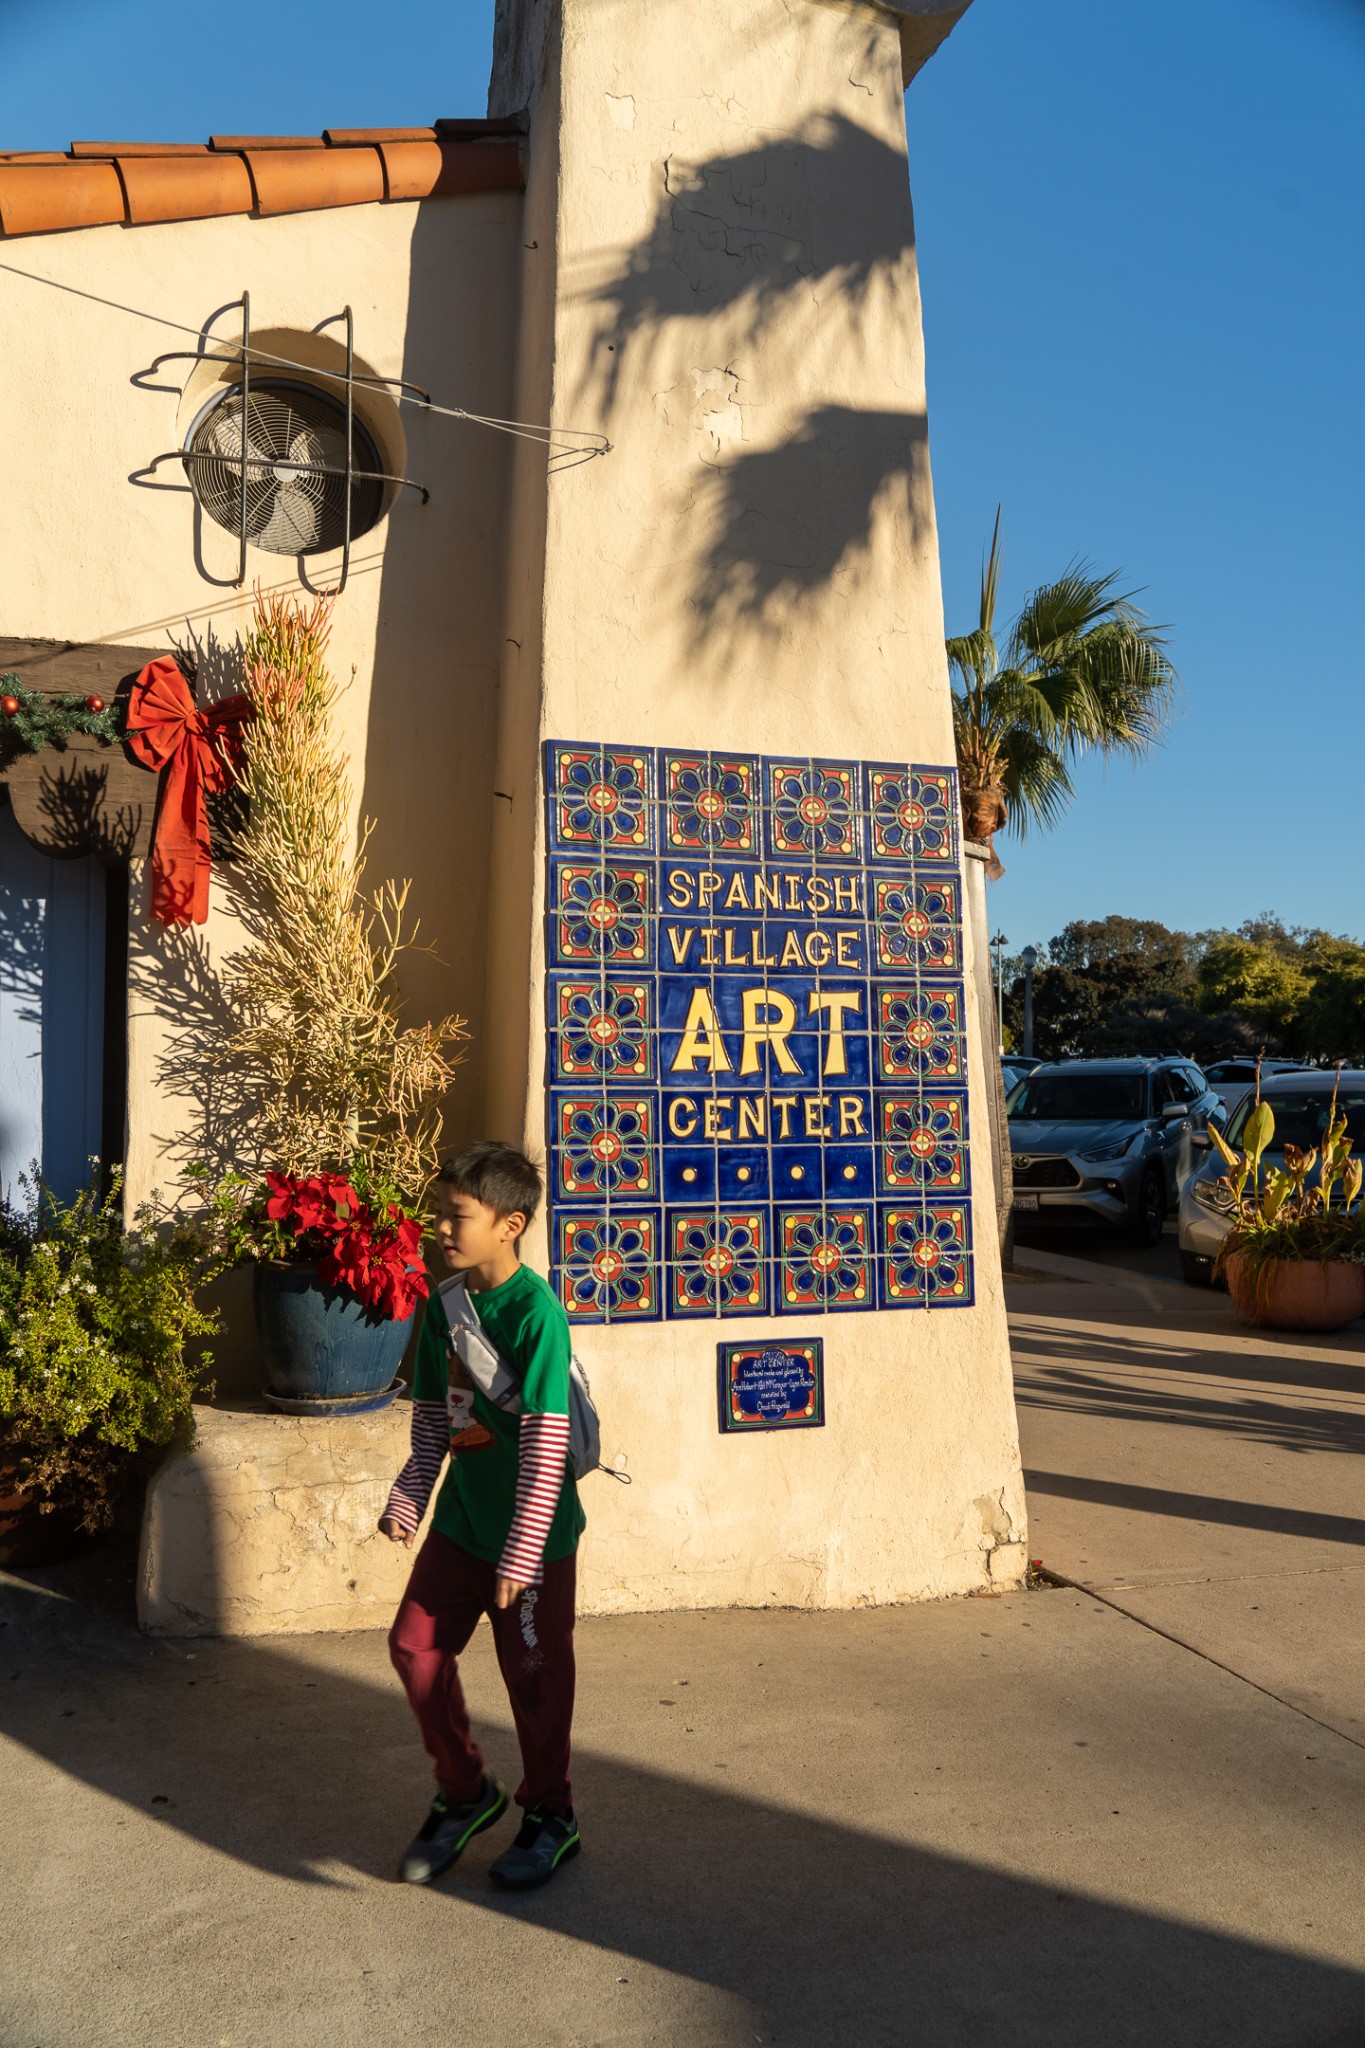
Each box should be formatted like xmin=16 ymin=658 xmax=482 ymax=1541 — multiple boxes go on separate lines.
xmin=0 ymin=801 xmax=127 ymax=1205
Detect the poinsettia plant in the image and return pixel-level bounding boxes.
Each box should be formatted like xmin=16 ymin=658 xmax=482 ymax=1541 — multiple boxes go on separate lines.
xmin=192 ymin=1163 xmax=429 ymax=1321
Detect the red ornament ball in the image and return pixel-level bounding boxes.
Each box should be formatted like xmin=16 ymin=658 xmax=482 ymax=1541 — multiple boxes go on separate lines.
xmin=1 ymin=695 xmax=19 ymax=717
xmin=85 ymin=695 xmax=105 ymax=713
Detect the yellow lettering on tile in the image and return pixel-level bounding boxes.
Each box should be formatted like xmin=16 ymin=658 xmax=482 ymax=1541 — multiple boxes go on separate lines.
xmin=671 ymin=988 xmax=731 ymax=1072
xmin=666 ymin=869 xmax=694 ymax=909
xmin=839 ymin=1095 xmax=866 ymax=1136
xmin=805 ymin=931 xmax=832 ymax=967
xmin=703 ymin=1098 xmax=733 ymax=1140
xmin=772 ymin=1093 xmax=799 ymax=1138
xmin=808 ymin=990 xmax=861 ymax=1075
xmin=738 ymin=1097 xmax=766 ymax=1139
xmin=804 ymin=1095 xmax=831 ymax=1137
xmin=666 ymin=926 xmax=695 ymax=965
xmin=668 ymin=1096 xmax=699 ymax=1137
xmin=724 ymin=873 xmax=750 ymax=910
xmin=739 ymin=987 xmax=801 ymax=1076
xmin=779 ymin=930 xmax=805 ymax=967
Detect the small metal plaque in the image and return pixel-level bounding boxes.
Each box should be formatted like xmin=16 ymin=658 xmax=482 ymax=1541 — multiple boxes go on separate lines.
xmin=718 ymin=1339 xmax=824 ymax=1433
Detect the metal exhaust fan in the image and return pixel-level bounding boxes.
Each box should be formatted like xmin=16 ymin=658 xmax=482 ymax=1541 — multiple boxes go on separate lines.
xmin=137 ymin=297 xmax=430 ymax=592
xmin=185 ymin=379 xmax=385 ymax=558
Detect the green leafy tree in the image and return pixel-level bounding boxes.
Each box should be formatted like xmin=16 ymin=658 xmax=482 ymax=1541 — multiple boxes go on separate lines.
xmin=1196 ymin=936 xmax=1310 ymax=1049
xmin=947 ymin=511 xmax=1178 ymax=866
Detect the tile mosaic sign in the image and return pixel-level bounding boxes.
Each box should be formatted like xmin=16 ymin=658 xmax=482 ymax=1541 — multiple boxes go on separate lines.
xmin=718 ymin=1339 xmax=825 ymax=1433
xmin=545 ymin=742 xmax=973 ymax=1322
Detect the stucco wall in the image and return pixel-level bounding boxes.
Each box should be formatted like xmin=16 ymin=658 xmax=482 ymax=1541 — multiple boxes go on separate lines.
xmin=485 ymin=0 xmax=1026 ymax=1610
xmin=0 ymin=193 xmax=520 ymax=1385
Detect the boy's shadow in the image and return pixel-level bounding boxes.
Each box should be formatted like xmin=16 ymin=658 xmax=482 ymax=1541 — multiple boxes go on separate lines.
xmin=3 ymin=1565 xmax=1364 ymax=2047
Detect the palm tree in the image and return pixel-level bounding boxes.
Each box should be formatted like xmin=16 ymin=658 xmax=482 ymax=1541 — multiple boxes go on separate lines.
xmin=948 ymin=510 xmax=1177 ymax=871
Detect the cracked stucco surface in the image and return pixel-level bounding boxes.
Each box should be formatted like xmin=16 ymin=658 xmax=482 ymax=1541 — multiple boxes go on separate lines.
xmin=138 ymin=1407 xmax=416 ymax=1638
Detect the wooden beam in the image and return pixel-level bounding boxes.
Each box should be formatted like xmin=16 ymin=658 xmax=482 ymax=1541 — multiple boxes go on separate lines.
xmin=0 ymin=635 xmax=170 ymax=862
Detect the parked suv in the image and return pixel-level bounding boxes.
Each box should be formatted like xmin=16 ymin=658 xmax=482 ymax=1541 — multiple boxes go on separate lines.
xmin=1008 ymin=1058 xmax=1227 ymax=1245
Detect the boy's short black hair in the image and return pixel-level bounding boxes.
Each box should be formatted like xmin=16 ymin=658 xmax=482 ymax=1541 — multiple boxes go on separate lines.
xmin=435 ymin=1141 xmax=543 ymax=1230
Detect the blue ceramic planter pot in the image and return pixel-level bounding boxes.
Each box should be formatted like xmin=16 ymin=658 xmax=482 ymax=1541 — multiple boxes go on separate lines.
xmin=253 ymin=1262 xmax=415 ymax=1403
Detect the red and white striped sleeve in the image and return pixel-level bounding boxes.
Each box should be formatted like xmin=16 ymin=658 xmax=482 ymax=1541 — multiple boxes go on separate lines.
xmin=384 ymin=1400 xmax=448 ymax=1535
xmin=498 ymin=1412 xmax=571 ymax=1587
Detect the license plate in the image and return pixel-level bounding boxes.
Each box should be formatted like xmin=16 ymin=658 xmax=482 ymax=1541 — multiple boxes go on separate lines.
xmin=1014 ymin=1192 xmax=1040 ymax=1212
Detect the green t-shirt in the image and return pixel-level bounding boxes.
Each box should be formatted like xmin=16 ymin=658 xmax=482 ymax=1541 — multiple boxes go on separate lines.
xmin=413 ymin=1262 xmax=585 ymax=1565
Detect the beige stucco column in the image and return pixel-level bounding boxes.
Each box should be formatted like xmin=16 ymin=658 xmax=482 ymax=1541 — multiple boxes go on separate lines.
xmin=482 ymin=0 xmax=1024 ymax=1610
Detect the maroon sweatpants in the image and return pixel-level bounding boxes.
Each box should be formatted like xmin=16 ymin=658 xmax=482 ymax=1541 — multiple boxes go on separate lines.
xmin=388 ymin=1531 xmax=577 ymax=1814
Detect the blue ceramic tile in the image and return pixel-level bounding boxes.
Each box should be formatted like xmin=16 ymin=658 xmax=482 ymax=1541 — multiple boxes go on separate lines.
xmin=554 ymin=1207 xmax=662 ymax=1323
xmin=546 ymin=741 xmax=655 ymax=855
xmin=545 ymin=741 xmax=972 ymax=1320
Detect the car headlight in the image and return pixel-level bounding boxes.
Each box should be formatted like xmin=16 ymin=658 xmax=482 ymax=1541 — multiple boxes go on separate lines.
xmin=1079 ymin=1135 xmax=1135 ymax=1162
xmin=1192 ymin=1176 xmax=1235 ymax=1214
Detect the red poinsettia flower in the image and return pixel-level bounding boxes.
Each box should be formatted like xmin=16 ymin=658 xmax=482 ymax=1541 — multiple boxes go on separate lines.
xmin=318 ymin=1220 xmax=429 ymax=1321
xmin=264 ymin=1171 xmax=365 ymax=1237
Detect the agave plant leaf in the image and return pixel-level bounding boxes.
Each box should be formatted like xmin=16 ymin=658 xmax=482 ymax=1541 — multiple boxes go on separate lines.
xmin=1207 ymin=1122 xmax=1241 ymax=1168
xmin=1243 ymin=1100 xmax=1275 ymax=1174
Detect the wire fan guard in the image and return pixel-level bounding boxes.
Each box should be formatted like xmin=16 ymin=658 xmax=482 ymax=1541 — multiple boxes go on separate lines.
xmin=185 ymin=379 xmax=385 ymax=556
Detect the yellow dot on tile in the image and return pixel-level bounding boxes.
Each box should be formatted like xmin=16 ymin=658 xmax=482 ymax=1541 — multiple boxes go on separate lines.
xmin=682 ymin=1167 xmax=697 ymax=1183
xmin=737 ymin=1166 xmax=751 ymax=1181
xmin=842 ymin=1165 xmax=856 ymax=1180
xmin=790 ymin=1165 xmax=804 ymax=1180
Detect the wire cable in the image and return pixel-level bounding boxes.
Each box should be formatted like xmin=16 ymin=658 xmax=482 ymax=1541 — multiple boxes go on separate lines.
xmin=0 ymin=255 xmax=612 ymax=468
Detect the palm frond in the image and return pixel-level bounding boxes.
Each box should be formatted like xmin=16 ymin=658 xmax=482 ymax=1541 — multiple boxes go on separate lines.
xmin=979 ymin=504 xmax=1002 ymax=634
xmin=997 ymin=727 xmax=1074 ymax=837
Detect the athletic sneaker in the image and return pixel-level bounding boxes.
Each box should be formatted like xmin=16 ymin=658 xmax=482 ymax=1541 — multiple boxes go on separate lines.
xmin=398 ymin=1774 xmax=508 ymax=1885
xmin=489 ymin=1806 xmax=582 ymax=1889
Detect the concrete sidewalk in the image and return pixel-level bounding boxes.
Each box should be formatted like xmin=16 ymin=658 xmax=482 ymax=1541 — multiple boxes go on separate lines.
xmin=1010 ymin=1249 xmax=1365 ymax=1747
xmin=2 ymin=1260 xmax=1363 ymax=2048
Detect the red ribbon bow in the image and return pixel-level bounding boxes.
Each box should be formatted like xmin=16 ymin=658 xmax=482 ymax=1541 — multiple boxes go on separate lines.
xmin=124 ymin=657 xmax=251 ymax=926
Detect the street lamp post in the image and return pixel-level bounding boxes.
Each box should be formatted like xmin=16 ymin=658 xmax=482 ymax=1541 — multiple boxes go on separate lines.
xmin=991 ymin=930 xmax=1008 ymax=1046
xmin=1021 ymin=944 xmax=1038 ymax=1059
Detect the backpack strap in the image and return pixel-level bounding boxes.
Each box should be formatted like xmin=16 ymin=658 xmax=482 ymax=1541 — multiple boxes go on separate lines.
xmin=435 ymin=1275 xmax=523 ymax=1414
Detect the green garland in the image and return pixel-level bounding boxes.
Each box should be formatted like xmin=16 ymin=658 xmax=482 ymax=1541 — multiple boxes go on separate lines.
xmin=0 ymin=674 xmax=125 ymax=760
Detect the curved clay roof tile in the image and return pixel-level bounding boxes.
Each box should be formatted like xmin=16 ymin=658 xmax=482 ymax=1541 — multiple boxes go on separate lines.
xmin=0 ymin=162 xmax=123 ymax=236
xmin=116 ymin=153 xmax=254 ymax=225
xmin=245 ymin=145 xmax=385 ymax=215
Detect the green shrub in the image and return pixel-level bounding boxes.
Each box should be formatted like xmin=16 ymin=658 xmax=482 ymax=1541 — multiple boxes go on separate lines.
xmin=0 ymin=1170 xmax=220 ymax=1532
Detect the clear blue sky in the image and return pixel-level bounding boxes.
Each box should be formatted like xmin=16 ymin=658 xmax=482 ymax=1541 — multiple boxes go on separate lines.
xmin=4 ymin=0 xmax=1362 ymax=956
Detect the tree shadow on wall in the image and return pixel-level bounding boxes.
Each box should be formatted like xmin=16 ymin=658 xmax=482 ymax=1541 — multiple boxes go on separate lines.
xmin=570 ymin=109 xmax=932 ymax=662
xmin=570 ymin=112 xmax=917 ymax=415
xmin=681 ymin=403 xmax=931 ymax=652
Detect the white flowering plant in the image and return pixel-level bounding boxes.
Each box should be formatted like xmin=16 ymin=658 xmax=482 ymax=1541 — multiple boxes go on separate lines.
xmin=0 ymin=1169 xmax=221 ymax=1532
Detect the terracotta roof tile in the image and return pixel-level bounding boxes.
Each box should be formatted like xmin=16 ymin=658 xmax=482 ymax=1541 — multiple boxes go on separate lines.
xmin=70 ymin=140 xmax=209 ymax=157
xmin=116 ymin=153 xmax=254 ymax=226
xmin=0 ymin=120 xmax=524 ymax=238
xmin=0 ymin=162 xmax=124 ymax=236
xmin=324 ymin=126 xmax=437 ymax=145
xmin=209 ymin=134 xmax=326 ymax=151
xmin=245 ymin=144 xmax=384 ymax=215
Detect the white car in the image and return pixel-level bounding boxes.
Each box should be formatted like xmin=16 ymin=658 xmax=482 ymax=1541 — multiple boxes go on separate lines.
xmin=1202 ymin=1058 xmax=1308 ymax=1123
xmin=1177 ymin=1068 xmax=1365 ymax=1284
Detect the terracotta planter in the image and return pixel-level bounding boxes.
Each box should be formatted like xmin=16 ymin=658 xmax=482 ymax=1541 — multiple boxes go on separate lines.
xmin=1224 ymin=1253 xmax=1365 ymax=1332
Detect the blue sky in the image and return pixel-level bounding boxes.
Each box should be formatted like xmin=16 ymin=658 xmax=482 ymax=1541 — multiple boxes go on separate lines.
xmin=4 ymin=0 xmax=1361 ymax=955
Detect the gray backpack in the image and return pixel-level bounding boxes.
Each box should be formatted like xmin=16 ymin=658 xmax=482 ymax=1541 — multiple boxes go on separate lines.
xmin=436 ymin=1274 xmax=622 ymax=1484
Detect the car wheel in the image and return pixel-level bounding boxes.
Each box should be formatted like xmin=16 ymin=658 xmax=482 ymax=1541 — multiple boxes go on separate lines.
xmin=1132 ymin=1168 xmax=1165 ymax=1247
xmin=1180 ymin=1249 xmax=1214 ymax=1287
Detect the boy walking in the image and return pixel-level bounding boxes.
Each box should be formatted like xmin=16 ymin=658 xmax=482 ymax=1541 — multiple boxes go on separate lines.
xmin=379 ymin=1142 xmax=584 ymax=1889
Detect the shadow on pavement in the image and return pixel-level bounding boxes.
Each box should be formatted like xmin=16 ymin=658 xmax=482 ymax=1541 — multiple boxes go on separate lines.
xmin=2 ymin=1567 xmax=1364 ymax=2047
xmin=1022 ymin=1469 xmax=1365 ymax=1550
